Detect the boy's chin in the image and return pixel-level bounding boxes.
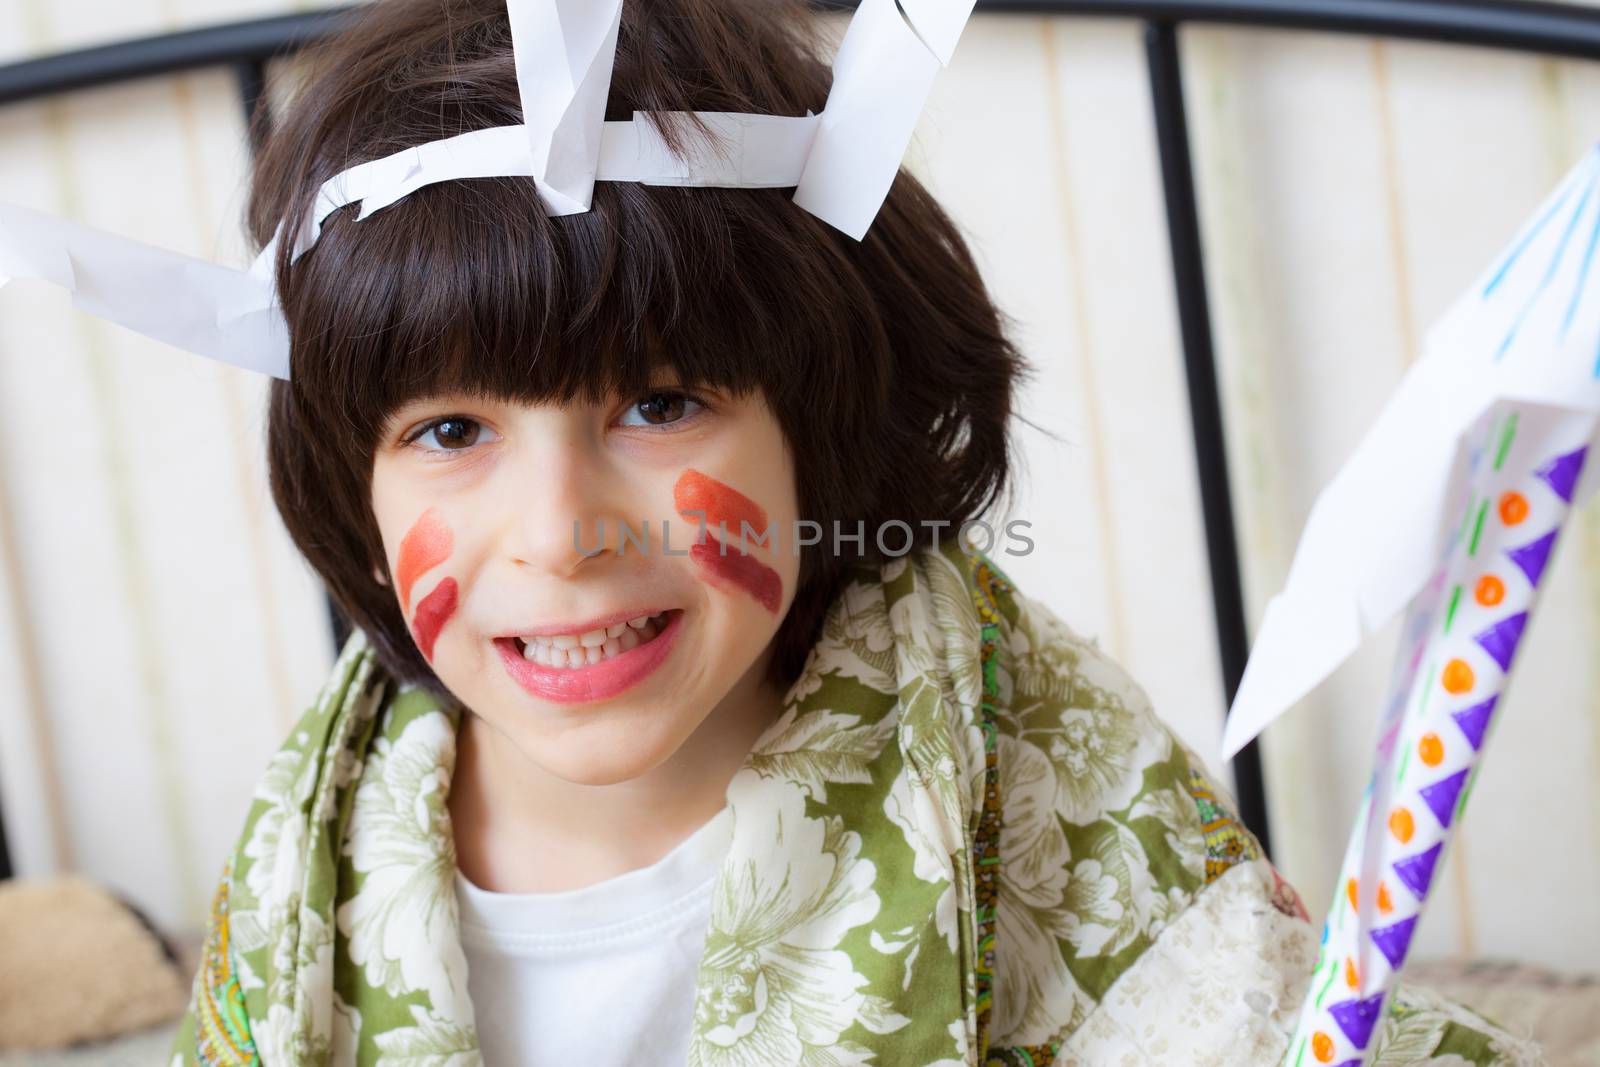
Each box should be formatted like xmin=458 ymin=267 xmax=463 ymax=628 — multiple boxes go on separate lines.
xmin=485 ymin=703 xmax=696 ymax=788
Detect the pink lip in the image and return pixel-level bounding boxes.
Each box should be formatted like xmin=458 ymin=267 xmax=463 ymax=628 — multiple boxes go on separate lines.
xmin=495 ymin=609 xmax=684 ymax=704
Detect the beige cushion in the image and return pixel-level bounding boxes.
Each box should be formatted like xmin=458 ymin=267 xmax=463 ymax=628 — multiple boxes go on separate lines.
xmin=0 ymin=876 xmax=187 ymax=1051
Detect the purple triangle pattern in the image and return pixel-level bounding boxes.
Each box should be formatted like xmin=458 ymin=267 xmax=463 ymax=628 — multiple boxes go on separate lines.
xmin=1328 ymin=994 xmax=1387 ymax=1050
xmin=1334 ymin=1061 xmax=1365 ymax=1067
xmin=1371 ymin=915 xmax=1419 ymax=970
xmin=1507 ymin=532 xmax=1557 ymax=589
xmin=1420 ymin=769 xmax=1470 ymax=829
xmin=1393 ymin=842 xmax=1443 ymax=901
xmin=1474 ymin=611 xmax=1528 ymax=672
xmin=1452 ymin=696 xmax=1497 ymax=751
xmin=1536 ymin=445 xmax=1588 ymax=503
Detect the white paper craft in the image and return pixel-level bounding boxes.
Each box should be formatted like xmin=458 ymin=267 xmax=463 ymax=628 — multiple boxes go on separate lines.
xmin=1221 ymin=147 xmax=1600 ymax=1066
xmin=0 ymin=0 xmax=979 ymax=380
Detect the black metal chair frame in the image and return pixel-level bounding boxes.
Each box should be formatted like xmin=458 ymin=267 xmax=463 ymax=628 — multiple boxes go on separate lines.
xmin=3 ymin=0 xmax=1599 ymax=880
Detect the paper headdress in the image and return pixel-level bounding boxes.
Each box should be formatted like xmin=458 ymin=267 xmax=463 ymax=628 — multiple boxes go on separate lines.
xmin=0 ymin=0 xmax=979 ymax=380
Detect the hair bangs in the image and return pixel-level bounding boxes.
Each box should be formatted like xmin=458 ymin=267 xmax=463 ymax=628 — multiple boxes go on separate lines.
xmin=280 ymin=155 xmax=859 ymax=456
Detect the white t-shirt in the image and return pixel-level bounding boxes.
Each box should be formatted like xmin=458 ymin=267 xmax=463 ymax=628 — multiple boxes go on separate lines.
xmin=454 ymin=806 xmax=734 ymax=1066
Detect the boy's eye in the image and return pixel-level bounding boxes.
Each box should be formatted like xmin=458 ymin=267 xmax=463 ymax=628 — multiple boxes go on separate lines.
xmin=618 ymin=390 xmax=705 ymax=428
xmin=409 ymin=416 xmax=491 ymax=451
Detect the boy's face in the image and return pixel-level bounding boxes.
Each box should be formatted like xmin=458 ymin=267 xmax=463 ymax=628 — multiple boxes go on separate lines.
xmin=369 ymin=375 xmax=801 ymax=786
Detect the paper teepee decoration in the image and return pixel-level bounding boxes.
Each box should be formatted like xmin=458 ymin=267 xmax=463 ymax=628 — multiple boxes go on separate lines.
xmin=1221 ymin=147 xmax=1600 ymax=1066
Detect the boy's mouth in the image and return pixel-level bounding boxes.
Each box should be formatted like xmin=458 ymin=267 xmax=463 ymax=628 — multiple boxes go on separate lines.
xmin=507 ymin=609 xmax=678 ymax=669
xmin=495 ymin=609 xmax=686 ymax=704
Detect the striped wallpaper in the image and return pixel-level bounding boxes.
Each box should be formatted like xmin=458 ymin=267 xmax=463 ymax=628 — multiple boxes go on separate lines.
xmin=0 ymin=1 xmax=1595 ymax=969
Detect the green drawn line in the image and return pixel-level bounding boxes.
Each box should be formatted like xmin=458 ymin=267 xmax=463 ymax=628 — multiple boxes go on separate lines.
xmin=1494 ymin=411 xmax=1520 ymax=471
xmin=1468 ymin=499 xmax=1490 ymax=556
xmin=1313 ymin=957 xmax=1338 ymax=1008
xmin=1418 ymin=656 xmax=1439 ymax=720
xmin=1456 ymin=494 xmax=1476 ymax=547
xmin=1292 ymin=1037 xmax=1308 ymax=1067
xmin=1443 ymin=584 xmax=1463 ymax=634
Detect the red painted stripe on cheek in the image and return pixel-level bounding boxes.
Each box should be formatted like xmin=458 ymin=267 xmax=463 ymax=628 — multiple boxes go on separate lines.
xmin=411 ymin=577 xmax=458 ymax=661
xmin=397 ymin=509 xmax=453 ymax=611
xmin=690 ymin=540 xmax=782 ymax=614
xmin=674 ymin=469 xmax=767 ymax=536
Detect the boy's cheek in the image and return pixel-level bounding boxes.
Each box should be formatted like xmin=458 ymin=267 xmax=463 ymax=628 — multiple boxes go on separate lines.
xmin=411 ymin=577 xmax=459 ymax=661
xmin=673 ymin=468 xmax=786 ymax=615
xmin=393 ymin=506 xmax=459 ymax=661
xmin=395 ymin=506 xmax=454 ymax=610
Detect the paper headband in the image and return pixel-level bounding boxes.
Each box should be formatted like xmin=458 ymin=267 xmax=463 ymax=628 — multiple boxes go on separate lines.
xmin=0 ymin=0 xmax=978 ymax=380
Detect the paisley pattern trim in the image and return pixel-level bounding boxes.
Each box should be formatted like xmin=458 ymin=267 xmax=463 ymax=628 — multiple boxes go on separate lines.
xmin=968 ymin=555 xmax=1011 ymax=1065
xmin=194 ymin=856 xmax=260 ymax=1067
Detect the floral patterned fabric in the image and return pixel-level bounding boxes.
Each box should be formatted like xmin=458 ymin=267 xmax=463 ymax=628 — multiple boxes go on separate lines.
xmin=169 ymin=541 xmax=1542 ymax=1066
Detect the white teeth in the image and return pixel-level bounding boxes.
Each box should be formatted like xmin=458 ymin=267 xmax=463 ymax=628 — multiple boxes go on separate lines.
xmin=516 ymin=611 xmax=672 ymax=668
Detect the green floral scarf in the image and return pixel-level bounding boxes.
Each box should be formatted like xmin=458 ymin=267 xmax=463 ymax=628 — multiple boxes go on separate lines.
xmin=169 ymin=541 xmax=1540 ymax=1067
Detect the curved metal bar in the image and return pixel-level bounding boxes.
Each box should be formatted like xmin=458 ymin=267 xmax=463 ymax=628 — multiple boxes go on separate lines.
xmin=1142 ymin=18 xmax=1273 ymax=847
xmin=6 ymin=0 xmax=1600 ymax=106
xmin=0 ymin=8 xmax=358 ymax=107
xmin=991 ymin=0 xmax=1600 ymax=59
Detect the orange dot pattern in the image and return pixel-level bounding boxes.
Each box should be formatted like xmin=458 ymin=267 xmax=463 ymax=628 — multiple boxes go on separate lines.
xmin=1389 ymin=806 xmax=1414 ymax=844
xmin=1499 ymin=491 xmax=1529 ymax=526
xmin=1299 ymin=465 xmax=1560 ymax=1067
xmin=1442 ymin=659 xmax=1475 ymax=695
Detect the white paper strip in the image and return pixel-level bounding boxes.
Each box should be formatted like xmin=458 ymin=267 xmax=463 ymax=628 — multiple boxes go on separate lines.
xmin=793 ymin=0 xmax=944 ymax=241
xmin=0 ymin=200 xmax=289 ymax=379
xmin=507 ymin=0 xmax=624 ymax=215
xmin=597 ymin=112 xmax=822 ymax=187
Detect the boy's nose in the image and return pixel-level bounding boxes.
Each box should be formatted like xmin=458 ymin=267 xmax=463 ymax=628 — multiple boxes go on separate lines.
xmin=500 ymin=450 xmax=637 ymax=576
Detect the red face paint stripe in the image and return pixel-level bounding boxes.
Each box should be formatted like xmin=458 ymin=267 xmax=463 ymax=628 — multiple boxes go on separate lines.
xmin=411 ymin=577 xmax=458 ymax=661
xmin=673 ymin=469 xmax=767 ymax=537
xmin=397 ymin=509 xmax=453 ymax=611
xmin=690 ymin=540 xmax=782 ymax=614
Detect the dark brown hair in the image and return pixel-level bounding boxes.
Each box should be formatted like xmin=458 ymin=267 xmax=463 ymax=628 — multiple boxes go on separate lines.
xmin=252 ymin=0 xmax=1030 ymax=697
